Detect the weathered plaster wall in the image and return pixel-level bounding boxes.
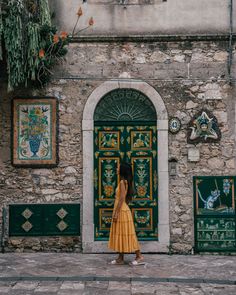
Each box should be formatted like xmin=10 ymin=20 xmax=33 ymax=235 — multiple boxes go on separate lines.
xmin=0 ymin=40 xmax=235 ymax=253
xmin=49 ymin=0 xmax=235 ymax=35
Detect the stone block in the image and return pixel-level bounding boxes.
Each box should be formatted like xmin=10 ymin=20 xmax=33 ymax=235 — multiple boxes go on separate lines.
xmin=213 ymin=110 xmax=227 ymax=123
xmin=213 ymin=51 xmax=228 ymax=61
xmin=65 ymin=167 xmax=77 ymax=174
xmin=134 ymin=54 xmax=146 ymax=64
xmin=189 ymin=62 xmax=227 ymax=79
xmin=226 ymin=158 xmax=235 ymax=169
xmin=186 ymin=100 xmax=198 ymax=109
xmin=207 ymin=157 xmax=224 ymax=169
xmin=153 ymin=63 xmax=188 ymax=79
xmin=191 ymin=52 xmax=213 ymax=62
xmin=173 ymin=54 xmax=186 ymax=63
xmin=190 ymin=85 xmax=199 ymax=92
xmin=188 ymin=147 xmax=200 ymax=162
xmin=150 ymin=51 xmax=170 ymax=63
xmin=41 ymin=189 xmax=60 ymax=195
xmin=172 ymin=228 xmax=183 ymax=235
xmin=102 ymin=65 xmax=127 ymax=78
xmin=62 ymin=177 xmax=77 ymax=185
xmin=131 ymin=64 xmax=155 ymax=79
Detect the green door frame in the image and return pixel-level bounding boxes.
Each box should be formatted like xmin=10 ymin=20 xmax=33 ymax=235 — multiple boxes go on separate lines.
xmin=82 ymin=80 xmax=169 ymax=253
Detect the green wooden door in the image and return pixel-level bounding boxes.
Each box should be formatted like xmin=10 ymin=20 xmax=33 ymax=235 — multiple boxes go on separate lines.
xmin=94 ymin=124 xmax=158 ymax=240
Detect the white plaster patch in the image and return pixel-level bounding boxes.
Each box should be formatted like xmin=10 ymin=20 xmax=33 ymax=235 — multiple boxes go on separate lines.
xmin=188 ymin=148 xmax=200 ymax=162
xmin=119 ymin=72 xmax=131 ymax=78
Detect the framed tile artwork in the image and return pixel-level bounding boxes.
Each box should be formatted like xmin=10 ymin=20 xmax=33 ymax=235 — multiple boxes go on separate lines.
xmin=12 ymin=97 xmax=58 ymax=167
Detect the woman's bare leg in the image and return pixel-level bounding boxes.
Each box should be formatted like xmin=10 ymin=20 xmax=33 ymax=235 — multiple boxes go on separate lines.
xmin=117 ymin=252 xmax=124 ymax=262
xmin=135 ymin=250 xmax=143 ymax=261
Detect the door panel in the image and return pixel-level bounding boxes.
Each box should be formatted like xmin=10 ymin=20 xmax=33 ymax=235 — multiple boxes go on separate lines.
xmin=94 ymin=124 xmax=158 ymax=240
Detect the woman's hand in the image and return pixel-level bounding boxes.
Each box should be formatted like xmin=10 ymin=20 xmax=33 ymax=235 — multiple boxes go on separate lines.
xmin=112 ymin=211 xmax=118 ymax=222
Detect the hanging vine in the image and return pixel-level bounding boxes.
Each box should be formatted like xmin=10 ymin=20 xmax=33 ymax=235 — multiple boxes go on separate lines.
xmin=3 ymin=0 xmax=25 ymax=91
xmin=0 ymin=0 xmax=67 ymax=91
xmin=0 ymin=2 xmax=3 ymax=60
xmin=0 ymin=1 xmax=94 ymax=91
xmin=39 ymin=0 xmax=51 ymax=26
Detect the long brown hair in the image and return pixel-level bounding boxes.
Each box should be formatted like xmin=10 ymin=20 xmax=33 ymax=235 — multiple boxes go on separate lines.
xmin=119 ymin=162 xmax=134 ymax=204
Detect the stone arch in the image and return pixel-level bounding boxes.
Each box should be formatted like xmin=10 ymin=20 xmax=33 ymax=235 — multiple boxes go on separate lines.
xmin=82 ymin=81 xmax=169 ymax=253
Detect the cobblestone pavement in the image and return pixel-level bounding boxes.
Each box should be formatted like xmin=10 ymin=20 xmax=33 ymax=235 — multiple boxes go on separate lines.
xmin=0 ymin=253 xmax=235 ymax=294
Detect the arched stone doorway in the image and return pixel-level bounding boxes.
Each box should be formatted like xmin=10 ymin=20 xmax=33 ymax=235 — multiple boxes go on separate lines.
xmin=82 ymin=81 xmax=169 ymax=253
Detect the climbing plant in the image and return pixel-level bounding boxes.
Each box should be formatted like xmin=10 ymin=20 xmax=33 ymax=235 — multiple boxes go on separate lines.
xmin=0 ymin=3 xmax=3 ymax=60
xmin=0 ymin=1 xmax=93 ymax=91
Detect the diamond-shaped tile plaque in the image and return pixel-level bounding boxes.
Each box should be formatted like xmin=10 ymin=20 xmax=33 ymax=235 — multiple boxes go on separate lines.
xmin=22 ymin=221 xmax=33 ymax=232
xmin=56 ymin=208 xmax=68 ymax=219
xmin=57 ymin=220 xmax=68 ymax=231
xmin=21 ymin=208 xmax=33 ymax=219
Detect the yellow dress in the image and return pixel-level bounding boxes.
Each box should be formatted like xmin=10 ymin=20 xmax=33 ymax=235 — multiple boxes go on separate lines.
xmin=108 ymin=180 xmax=140 ymax=253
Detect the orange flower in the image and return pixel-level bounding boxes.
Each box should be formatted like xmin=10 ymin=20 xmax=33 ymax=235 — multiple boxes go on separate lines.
xmin=89 ymin=17 xmax=94 ymax=26
xmin=137 ymin=186 xmax=147 ymax=197
xmin=39 ymin=49 xmax=45 ymax=58
xmin=104 ymin=185 xmax=114 ymax=197
xmin=53 ymin=34 xmax=59 ymax=43
xmin=77 ymin=7 xmax=83 ymax=16
xmin=60 ymin=31 xmax=68 ymax=40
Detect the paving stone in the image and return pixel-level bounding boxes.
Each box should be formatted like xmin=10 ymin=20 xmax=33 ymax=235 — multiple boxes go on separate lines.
xmin=33 ymin=285 xmax=60 ymax=292
xmin=0 ymin=254 xmax=235 ymax=295
xmin=0 ymin=281 xmax=15 ymax=286
xmin=152 ymin=283 xmax=180 ymax=295
xmin=37 ymin=281 xmax=62 ymax=287
xmin=83 ymin=287 xmax=109 ymax=295
xmin=12 ymin=282 xmax=38 ymax=290
xmin=86 ymin=281 xmax=109 ymax=288
xmin=0 ymin=286 xmax=11 ymax=293
xmin=8 ymin=291 xmax=35 ymax=295
xmin=107 ymin=291 xmax=131 ymax=295
xmin=60 ymin=282 xmax=85 ymax=290
xmin=179 ymin=286 xmax=204 ymax=295
xmin=131 ymin=281 xmax=157 ymax=293
xmin=200 ymin=284 xmax=236 ymax=295
xmin=108 ymin=281 xmax=131 ymax=290
xmin=58 ymin=291 xmax=84 ymax=295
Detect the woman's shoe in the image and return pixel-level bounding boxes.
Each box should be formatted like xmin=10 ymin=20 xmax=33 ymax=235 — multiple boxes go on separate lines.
xmin=109 ymin=259 xmax=124 ymax=265
xmin=129 ymin=257 xmax=145 ymax=266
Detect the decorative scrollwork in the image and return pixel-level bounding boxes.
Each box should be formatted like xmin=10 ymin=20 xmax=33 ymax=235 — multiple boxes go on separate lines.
xmin=94 ymin=89 xmax=157 ymax=122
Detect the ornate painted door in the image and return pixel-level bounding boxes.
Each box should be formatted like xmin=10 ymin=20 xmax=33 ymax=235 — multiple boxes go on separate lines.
xmin=94 ymin=124 xmax=158 ymax=240
xmin=94 ymin=89 xmax=158 ymax=241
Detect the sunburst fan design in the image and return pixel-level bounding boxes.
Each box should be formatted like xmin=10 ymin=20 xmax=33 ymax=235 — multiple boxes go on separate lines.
xmin=94 ymin=89 xmax=157 ymax=121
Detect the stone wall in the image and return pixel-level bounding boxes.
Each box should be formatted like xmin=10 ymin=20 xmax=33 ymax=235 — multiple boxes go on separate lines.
xmin=50 ymin=0 xmax=235 ymax=35
xmin=0 ymin=39 xmax=235 ymax=253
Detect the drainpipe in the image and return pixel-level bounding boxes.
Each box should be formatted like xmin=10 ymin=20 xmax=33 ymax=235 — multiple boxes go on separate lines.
xmin=0 ymin=207 xmax=6 ymax=253
xmin=228 ymin=0 xmax=233 ymax=84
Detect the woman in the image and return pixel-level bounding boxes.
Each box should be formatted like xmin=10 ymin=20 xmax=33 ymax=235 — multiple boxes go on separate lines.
xmin=108 ymin=162 xmax=144 ymax=265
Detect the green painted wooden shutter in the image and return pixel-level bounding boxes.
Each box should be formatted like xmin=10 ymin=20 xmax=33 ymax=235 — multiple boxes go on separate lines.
xmin=9 ymin=204 xmax=80 ymax=236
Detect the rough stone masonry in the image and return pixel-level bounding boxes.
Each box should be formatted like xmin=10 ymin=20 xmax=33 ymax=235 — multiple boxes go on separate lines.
xmin=0 ymin=39 xmax=235 ymax=253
